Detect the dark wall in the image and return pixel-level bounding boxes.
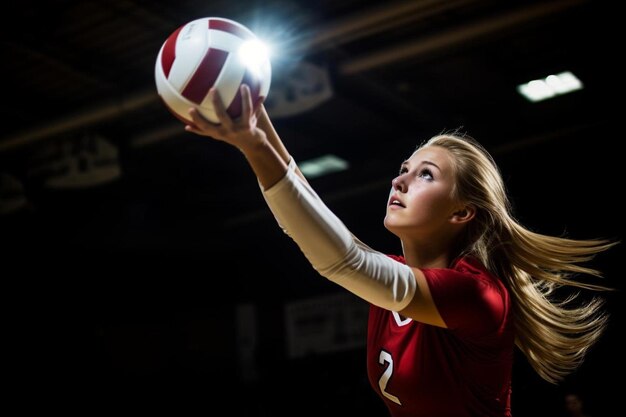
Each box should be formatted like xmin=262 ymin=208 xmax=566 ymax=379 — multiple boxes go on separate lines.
xmin=4 ymin=122 xmax=623 ymax=416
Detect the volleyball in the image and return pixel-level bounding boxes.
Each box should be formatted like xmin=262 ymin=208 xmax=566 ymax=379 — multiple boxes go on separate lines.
xmin=155 ymin=17 xmax=271 ymax=124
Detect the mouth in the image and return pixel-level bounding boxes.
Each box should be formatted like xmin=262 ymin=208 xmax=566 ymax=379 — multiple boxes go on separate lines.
xmin=389 ymin=196 xmax=405 ymax=208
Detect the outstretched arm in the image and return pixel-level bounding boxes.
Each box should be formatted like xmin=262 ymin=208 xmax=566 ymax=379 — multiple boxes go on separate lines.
xmin=186 ymin=87 xmax=307 ymax=188
xmin=185 ymin=85 xmax=444 ymax=327
xmin=256 ymin=105 xmax=308 ymax=183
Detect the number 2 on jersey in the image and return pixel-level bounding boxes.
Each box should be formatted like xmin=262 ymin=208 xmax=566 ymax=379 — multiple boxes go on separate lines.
xmin=378 ymin=350 xmax=401 ymax=405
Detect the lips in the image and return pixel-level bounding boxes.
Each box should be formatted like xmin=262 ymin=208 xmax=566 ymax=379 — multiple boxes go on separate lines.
xmin=389 ymin=194 xmax=405 ymax=208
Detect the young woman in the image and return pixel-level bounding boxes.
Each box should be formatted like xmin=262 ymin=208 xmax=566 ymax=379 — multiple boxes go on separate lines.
xmin=185 ymin=85 xmax=615 ymax=417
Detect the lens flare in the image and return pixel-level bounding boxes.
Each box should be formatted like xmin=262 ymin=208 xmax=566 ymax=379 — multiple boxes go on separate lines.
xmin=238 ymin=40 xmax=271 ymax=78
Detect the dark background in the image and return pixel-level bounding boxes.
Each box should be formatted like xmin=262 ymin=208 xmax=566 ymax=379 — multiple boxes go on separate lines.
xmin=2 ymin=1 xmax=623 ymax=415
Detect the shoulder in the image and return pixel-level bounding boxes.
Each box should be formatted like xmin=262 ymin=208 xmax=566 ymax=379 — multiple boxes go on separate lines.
xmin=385 ymin=254 xmax=503 ymax=292
xmin=452 ymin=256 xmax=494 ymax=278
xmin=444 ymin=256 xmax=504 ymax=291
xmin=423 ymin=256 xmax=509 ymax=334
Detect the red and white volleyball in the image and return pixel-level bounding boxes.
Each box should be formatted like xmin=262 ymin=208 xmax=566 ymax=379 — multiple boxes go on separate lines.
xmin=155 ymin=17 xmax=271 ymax=124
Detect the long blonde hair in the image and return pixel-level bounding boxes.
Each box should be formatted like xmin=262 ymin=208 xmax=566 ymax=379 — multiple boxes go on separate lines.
xmin=419 ymin=133 xmax=616 ymax=384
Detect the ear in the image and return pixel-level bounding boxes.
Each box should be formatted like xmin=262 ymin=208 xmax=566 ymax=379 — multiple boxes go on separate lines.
xmin=450 ymin=205 xmax=476 ymax=224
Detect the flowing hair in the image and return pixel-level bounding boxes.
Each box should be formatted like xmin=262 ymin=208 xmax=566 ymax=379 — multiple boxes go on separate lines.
xmin=418 ymin=132 xmax=616 ymax=384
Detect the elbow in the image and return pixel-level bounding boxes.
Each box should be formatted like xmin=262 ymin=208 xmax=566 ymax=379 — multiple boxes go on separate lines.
xmin=316 ymin=245 xmax=417 ymax=312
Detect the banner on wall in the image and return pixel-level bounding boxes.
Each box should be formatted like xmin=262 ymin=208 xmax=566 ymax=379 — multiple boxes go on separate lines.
xmin=284 ymin=292 xmax=368 ymax=359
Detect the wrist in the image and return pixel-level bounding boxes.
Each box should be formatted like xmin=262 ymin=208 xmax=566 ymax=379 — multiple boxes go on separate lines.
xmin=237 ymin=128 xmax=268 ymax=154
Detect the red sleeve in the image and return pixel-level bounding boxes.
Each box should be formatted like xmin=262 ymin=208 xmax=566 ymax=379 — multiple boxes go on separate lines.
xmin=422 ymin=264 xmax=506 ymax=337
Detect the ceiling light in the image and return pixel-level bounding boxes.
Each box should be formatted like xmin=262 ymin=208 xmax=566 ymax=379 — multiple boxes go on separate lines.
xmin=299 ymin=154 xmax=349 ymax=179
xmin=517 ymin=71 xmax=583 ymax=102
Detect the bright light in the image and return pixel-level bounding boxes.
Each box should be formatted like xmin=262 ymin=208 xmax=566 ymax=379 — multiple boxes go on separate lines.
xmin=517 ymin=71 xmax=583 ymax=102
xmin=299 ymin=155 xmax=349 ymax=179
xmin=238 ymin=39 xmax=271 ymax=77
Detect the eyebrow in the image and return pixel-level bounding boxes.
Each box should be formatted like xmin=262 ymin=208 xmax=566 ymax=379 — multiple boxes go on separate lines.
xmin=401 ymin=160 xmax=441 ymax=171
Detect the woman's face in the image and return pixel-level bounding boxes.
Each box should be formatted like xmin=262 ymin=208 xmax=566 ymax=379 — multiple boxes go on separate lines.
xmin=384 ymin=146 xmax=461 ymax=240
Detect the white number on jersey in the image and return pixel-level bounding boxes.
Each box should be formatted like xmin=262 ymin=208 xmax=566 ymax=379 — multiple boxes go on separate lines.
xmin=378 ymin=350 xmax=401 ymax=405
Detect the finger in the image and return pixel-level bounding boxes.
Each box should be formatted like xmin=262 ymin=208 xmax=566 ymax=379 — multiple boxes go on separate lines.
xmin=241 ymin=84 xmax=253 ymax=120
xmin=185 ymin=120 xmax=223 ymax=138
xmin=185 ymin=124 xmax=202 ymax=135
xmin=187 ymin=108 xmax=220 ymax=135
xmin=209 ymin=88 xmax=234 ymax=127
xmin=252 ymin=96 xmax=264 ymax=118
xmin=184 ymin=119 xmax=200 ymax=131
xmin=187 ymin=108 xmax=210 ymax=128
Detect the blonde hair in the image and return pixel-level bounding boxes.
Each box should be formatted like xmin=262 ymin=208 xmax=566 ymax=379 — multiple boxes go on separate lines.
xmin=419 ymin=132 xmax=616 ymax=384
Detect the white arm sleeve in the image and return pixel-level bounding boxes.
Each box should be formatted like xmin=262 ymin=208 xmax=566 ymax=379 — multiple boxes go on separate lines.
xmin=260 ymin=158 xmax=416 ymax=311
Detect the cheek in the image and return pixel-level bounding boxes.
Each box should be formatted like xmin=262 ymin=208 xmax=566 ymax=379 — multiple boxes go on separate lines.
xmin=409 ymin=189 xmax=453 ymax=218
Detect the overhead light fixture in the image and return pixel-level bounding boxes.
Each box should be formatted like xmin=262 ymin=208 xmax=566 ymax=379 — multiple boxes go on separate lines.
xmin=27 ymin=134 xmax=121 ymax=189
xmin=299 ymin=154 xmax=349 ymax=179
xmin=517 ymin=71 xmax=583 ymax=102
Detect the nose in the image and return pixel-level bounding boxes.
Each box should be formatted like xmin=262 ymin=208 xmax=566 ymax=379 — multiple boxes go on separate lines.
xmin=392 ymin=175 xmax=406 ymax=193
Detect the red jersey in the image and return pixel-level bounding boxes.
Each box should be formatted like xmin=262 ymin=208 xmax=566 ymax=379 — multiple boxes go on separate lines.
xmin=367 ymin=256 xmax=514 ymax=417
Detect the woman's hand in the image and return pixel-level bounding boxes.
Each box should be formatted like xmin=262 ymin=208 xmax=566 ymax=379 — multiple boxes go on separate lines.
xmin=185 ymin=84 xmax=266 ymax=152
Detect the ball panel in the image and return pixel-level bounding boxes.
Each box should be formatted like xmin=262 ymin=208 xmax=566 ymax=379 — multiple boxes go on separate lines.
xmin=202 ymin=52 xmax=246 ymax=114
xmin=161 ymin=25 xmax=184 ymax=78
xmin=208 ymin=18 xmax=255 ymax=41
xmin=208 ymin=27 xmax=248 ymax=55
xmin=225 ymin=70 xmax=263 ymax=118
xmin=182 ymin=48 xmax=229 ymax=105
xmin=167 ymin=20 xmax=210 ymax=91
xmin=258 ymin=60 xmax=272 ymax=97
xmin=155 ymin=49 xmax=197 ymax=123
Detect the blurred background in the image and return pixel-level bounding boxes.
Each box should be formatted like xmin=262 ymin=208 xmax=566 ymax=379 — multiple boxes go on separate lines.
xmin=1 ymin=0 xmax=623 ymax=415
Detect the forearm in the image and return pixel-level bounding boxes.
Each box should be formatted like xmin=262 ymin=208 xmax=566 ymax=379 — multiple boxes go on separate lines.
xmin=257 ymin=107 xmax=289 ymax=164
xmin=261 ymin=160 xmax=417 ymax=311
xmin=239 ymin=132 xmax=288 ymax=191
xmin=257 ymin=106 xmax=307 ymax=183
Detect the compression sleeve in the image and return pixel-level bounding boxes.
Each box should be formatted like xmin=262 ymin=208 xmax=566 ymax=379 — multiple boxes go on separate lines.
xmin=260 ymin=158 xmax=417 ymax=311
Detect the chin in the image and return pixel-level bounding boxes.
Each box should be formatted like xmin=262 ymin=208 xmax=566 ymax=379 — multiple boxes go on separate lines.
xmin=383 ymin=219 xmax=400 ymax=235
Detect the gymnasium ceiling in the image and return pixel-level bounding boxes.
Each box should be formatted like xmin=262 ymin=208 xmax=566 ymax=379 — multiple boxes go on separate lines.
xmin=1 ymin=0 xmax=619 ymax=254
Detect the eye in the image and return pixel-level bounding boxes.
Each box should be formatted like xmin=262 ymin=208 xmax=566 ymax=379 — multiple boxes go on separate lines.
xmin=399 ymin=166 xmax=408 ymax=175
xmin=418 ymin=168 xmax=434 ymax=181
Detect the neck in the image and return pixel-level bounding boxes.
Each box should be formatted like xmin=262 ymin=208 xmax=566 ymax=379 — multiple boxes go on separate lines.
xmin=400 ymin=240 xmax=453 ymax=269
